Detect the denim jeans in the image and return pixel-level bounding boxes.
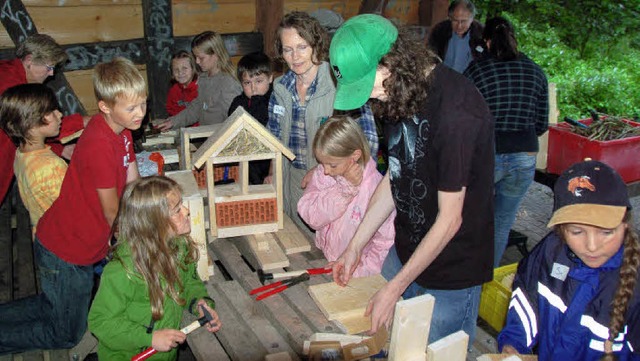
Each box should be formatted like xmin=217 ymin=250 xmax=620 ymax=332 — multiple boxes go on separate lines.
xmin=0 ymin=239 xmax=94 ymax=354
xmin=493 ymin=152 xmax=536 ymax=267
xmin=381 ymin=246 xmax=482 ymax=345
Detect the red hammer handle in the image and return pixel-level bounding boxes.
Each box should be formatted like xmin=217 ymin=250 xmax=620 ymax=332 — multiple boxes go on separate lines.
xmin=131 ymin=347 xmax=157 ymax=361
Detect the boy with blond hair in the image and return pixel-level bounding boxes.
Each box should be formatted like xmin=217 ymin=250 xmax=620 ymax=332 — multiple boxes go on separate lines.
xmin=0 ymin=57 xmax=145 ymax=354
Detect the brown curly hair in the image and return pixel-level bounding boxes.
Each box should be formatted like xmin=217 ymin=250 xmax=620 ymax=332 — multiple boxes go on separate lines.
xmin=371 ymin=27 xmax=441 ymax=122
xmin=274 ymin=11 xmax=329 ymax=66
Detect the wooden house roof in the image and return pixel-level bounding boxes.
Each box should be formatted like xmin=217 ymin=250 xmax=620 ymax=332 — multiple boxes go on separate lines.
xmin=191 ymin=106 xmax=295 ymax=168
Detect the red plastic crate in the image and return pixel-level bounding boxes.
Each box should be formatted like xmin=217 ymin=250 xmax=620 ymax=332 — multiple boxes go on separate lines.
xmin=547 ymin=119 xmax=640 ymax=183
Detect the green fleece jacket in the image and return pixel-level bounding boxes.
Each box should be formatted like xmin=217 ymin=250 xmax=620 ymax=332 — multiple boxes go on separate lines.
xmin=88 ymin=238 xmax=214 ymax=361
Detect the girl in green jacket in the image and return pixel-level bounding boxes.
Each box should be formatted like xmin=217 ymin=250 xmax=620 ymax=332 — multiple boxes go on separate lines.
xmin=88 ymin=176 xmax=220 ymax=360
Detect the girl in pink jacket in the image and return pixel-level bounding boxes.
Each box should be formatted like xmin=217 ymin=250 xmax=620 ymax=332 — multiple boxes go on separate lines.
xmin=298 ymin=116 xmax=395 ymax=277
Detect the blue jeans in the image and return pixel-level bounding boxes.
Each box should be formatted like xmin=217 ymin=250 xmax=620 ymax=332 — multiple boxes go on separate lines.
xmin=493 ymin=152 xmax=536 ymax=267
xmin=381 ymin=246 xmax=482 ymax=345
xmin=0 ymin=239 xmax=94 ymax=354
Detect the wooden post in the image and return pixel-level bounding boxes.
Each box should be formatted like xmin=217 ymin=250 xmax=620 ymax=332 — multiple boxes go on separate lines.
xmin=255 ymin=0 xmax=283 ymax=59
xmin=536 ymin=83 xmax=558 ymax=170
xmin=142 ymin=0 xmax=174 ymax=119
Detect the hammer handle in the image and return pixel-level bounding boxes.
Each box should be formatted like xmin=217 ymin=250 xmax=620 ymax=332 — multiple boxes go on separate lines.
xmin=130 ymin=319 xmax=203 ymax=361
xmin=270 ymin=268 xmax=331 ymax=280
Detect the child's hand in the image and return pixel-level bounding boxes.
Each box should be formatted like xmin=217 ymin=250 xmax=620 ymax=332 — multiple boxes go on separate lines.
xmin=151 ymin=329 xmax=186 ymax=352
xmin=153 ymin=119 xmax=173 ymax=132
xmin=301 ymin=166 xmax=317 ymax=189
xmin=197 ymin=300 xmax=221 ymax=332
xmin=343 ymin=160 xmax=363 ymax=186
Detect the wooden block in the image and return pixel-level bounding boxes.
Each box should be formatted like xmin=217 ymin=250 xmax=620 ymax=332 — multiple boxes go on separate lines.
xmin=307 ymin=275 xmax=387 ymax=334
xmin=234 ymin=233 xmax=289 ymax=270
xmin=166 ymin=170 xmax=211 ymax=280
xmin=426 ymin=330 xmax=468 ymax=361
xmin=273 ymin=216 xmax=312 ymax=254
xmin=388 ymin=294 xmax=435 ymax=361
xmin=216 ymin=223 xmax=280 ymax=239
xmin=265 ymin=351 xmax=293 ymax=361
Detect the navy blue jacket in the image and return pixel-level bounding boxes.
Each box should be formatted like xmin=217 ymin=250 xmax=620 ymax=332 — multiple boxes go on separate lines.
xmin=498 ymin=231 xmax=640 ymax=360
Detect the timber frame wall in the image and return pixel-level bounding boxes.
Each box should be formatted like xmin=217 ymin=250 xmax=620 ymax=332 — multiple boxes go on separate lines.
xmin=0 ymin=0 xmax=438 ymax=119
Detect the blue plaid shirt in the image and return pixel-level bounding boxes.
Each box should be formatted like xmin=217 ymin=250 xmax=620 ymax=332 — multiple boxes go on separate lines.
xmin=267 ymin=71 xmax=378 ymax=169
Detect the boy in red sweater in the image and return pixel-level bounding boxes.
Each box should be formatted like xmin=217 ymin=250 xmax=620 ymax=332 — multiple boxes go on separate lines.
xmin=0 ymin=57 xmax=145 ymax=354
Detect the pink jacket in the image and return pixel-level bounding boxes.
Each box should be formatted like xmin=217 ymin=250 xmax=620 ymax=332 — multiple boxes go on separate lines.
xmin=298 ymin=158 xmax=395 ymax=277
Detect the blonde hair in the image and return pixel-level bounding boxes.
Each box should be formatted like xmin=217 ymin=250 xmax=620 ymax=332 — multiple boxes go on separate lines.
xmin=16 ymin=34 xmax=67 ymax=65
xmin=313 ymin=115 xmax=371 ymax=167
xmin=115 ymin=176 xmax=198 ymax=320
xmin=93 ymin=57 xmax=147 ymax=107
xmin=191 ymin=31 xmax=236 ymax=78
xmin=557 ymin=212 xmax=640 ymax=360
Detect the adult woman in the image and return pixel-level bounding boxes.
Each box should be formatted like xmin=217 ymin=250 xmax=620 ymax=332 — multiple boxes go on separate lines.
xmin=464 ymin=17 xmax=549 ymax=267
xmin=266 ymin=11 xmax=378 ymax=232
xmin=330 ymin=14 xmax=494 ymax=345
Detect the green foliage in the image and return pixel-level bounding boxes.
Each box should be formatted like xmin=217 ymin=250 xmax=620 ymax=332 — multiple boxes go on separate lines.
xmin=472 ymin=1 xmax=640 ymax=119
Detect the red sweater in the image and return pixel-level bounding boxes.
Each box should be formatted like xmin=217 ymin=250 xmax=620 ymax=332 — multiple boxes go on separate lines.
xmin=166 ymin=80 xmax=198 ymax=116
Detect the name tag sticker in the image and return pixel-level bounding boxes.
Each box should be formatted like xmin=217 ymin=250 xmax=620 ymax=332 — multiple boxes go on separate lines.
xmin=551 ymin=262 xmax=570 ymax=281
xmin=273 ymin=105 xmax=285 ymax=116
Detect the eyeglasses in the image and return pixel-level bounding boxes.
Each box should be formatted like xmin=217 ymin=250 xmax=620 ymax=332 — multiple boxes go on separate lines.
xmin=450 ymin=17 xmax=472 ymax=25
xmin=44 ymin=64 xmax=56 ymax=72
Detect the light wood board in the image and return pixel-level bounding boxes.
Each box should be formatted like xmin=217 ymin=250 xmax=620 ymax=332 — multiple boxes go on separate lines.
xmin=307 ymin=274 xmax=387 ymax=334
xmin=234 ymin=233 xmax=290 ymax=270
xmin=388 ymin=294 xmax=435 ymax=361
xmin=426 ymin=330 xmax=468 ymax=361
xmin=273 ymin=216 xmax=312 ymax=254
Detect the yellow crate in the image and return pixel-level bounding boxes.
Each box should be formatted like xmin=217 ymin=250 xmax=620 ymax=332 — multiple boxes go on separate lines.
xmin=479 ymin=263 xmax=518 ymax=331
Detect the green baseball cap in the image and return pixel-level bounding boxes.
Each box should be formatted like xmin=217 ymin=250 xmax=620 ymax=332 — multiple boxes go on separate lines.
xmin=330 ymin=14 xmax=398 ymax=110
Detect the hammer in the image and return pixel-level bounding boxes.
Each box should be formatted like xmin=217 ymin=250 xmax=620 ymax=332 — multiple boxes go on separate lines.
xmin=131 ymin=305 xmax=214 ymax=361
xmin=258 ymin=267 xmax=332 ymax=283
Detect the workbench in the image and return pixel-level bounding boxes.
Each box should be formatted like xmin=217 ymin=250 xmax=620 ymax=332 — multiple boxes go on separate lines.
xmin=184 ymin=234 xmax=337 ymax=361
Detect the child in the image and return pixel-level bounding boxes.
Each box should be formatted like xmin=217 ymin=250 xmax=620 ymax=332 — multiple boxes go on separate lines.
xmin=228 ymin=51 xmax=274 ymax=184
xmin=89 ymin=176 xmax=221 ymax=360
xmin=297 ymin=116 xmax=395 ymax=277
xmin=166 ymin=50 xmax=198 ymax=119
xmin=156 ymin=31 xmax=241 ymax=130
xmin=498 ymin=159 xmax=640 ymax=360
xmin=0 ymin=83 xmax=67 ymax=231
xmin=0 ymin=57 xmax=145 ymax=353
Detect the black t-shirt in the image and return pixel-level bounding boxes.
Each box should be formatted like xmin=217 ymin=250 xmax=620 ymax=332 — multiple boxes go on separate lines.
xmin=385 ymin=64 xmax=495 ymax=290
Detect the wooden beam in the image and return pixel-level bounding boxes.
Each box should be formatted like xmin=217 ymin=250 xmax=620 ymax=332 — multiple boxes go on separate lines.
xmin=255 ymin=0 xmax=283 ymax=58
xmin=142 ymin=0 xmax=174 ymax=119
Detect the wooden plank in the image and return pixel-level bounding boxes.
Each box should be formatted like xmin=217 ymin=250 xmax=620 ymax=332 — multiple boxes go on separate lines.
xmin=172 ymin=0 xmax=256 ymax=36
xmin=165 ymin=170 xmax=211 ymax=280
xmin=273 ymin=216 xmax=312 ymax=254
xmin=536 ymin=83 xmax=558 ymax=170
xmin=213 ymin=183 xmax=276 ymax=202
xmin=216 ymin=223 xmax=279 ymax=239
xmin=283 ymin=1 xmax=361 ymax=19
xmin=426 ymin=330 xmax=468 ymax=361
xmin=209 ymin=238 xmax=318 ymax=353
xmin=63 ymin=39 xmax=148 ymax=71
xmin=181 ymin=311 xmax=231 ymax=361
xmin=265 ymin=352 xmax=293 ymax=361
xmin=210 ymin=280 xmax=300 ymax=360
xmin=307 ymin=275 xmax=387 ymax=334
xmin=389 ymin=294 xmax=435 ymax=361
xmin=0 ymin=4 xmax=144 ymax=47
xmin=476 ymin=355 xmax=538 ymax=361
xmin=234 ymin=233 xmax=289 ymax=271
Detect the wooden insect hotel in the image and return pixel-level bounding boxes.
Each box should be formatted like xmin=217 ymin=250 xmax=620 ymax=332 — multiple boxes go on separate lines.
xmin=191 ymin=107 xmax=295 ymax=239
